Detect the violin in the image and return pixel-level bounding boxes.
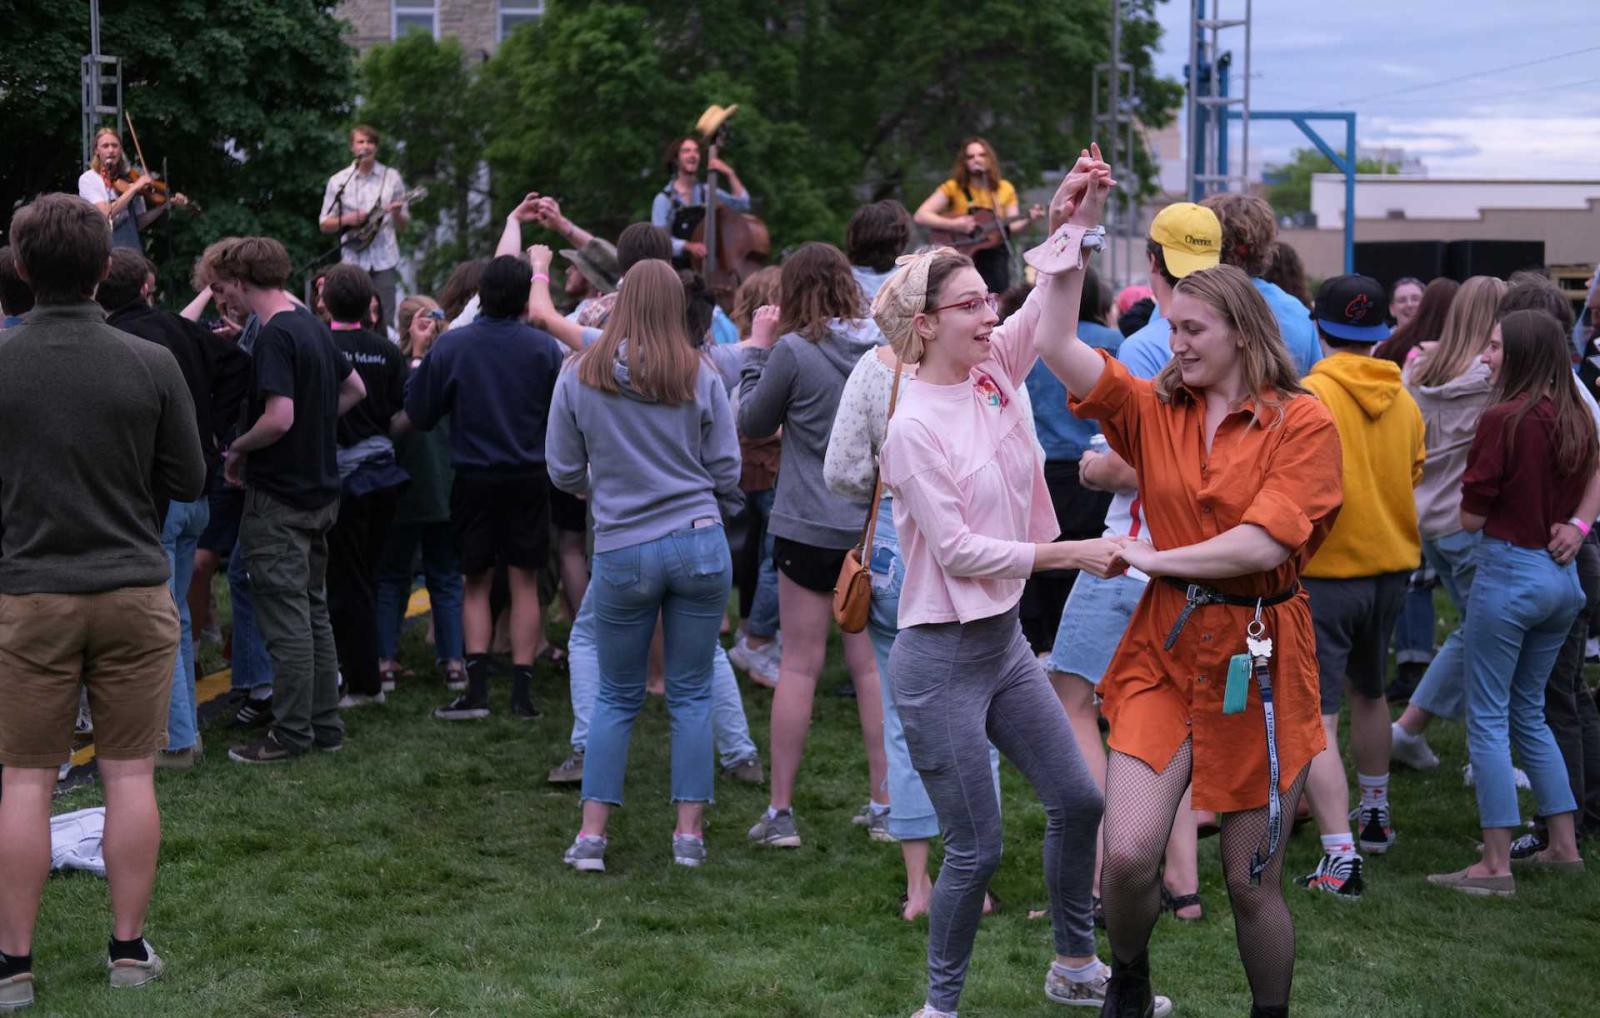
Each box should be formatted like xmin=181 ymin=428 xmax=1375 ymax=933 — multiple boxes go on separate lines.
xmin=112 ymin=168 xmax=171 ymax=207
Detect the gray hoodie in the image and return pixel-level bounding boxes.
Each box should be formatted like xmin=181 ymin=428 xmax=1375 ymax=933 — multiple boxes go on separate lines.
xmin=740 ymin=319 xmax=883 ymax=548
xmin=1405 ymin=359 xmax=1495 ymax=539
xmin=545 ymin=345 xmax=743 ymax=554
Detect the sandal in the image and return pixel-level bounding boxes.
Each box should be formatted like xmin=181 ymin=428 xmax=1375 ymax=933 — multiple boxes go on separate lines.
xmin=1159 ymin=886 xmax=1205 ymax=921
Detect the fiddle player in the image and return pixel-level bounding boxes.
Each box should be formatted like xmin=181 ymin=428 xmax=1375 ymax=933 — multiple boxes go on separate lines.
xmin=77 ymin=127 xmax=190 ymax=252
xmin=913 ymin=136 xmax=1042 ymax=293
xmin=319 ymin=124 xmax=409 ymax=333
xmin=650 ymin=130 xmax=749 ymax=264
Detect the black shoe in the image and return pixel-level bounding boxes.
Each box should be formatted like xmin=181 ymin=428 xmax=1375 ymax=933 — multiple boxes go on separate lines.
xmin=1385 ymin=661 xmax=1426 ymax=704
xmin=1509 ymin=830 xmax=1549 ymax=860
xmin=228 ymin=696 xmax=273 ymax=729
xmin=313 ymin=733 xmax=345 ymax=754
xmin=510 ymin=667 xmax=539 ymax=720
xmin=1102 ymin=950 xmax=1156 ymax=1018
xmin=1250 ymin=1005 xmax=1289 ymax=1018
xmin=434 ymin=695 xmax=490 ymax=721
xmin=228 ymin=730 xmax=300 ymax=764
xmin=510 ymin=697 xmax=541 ymax=720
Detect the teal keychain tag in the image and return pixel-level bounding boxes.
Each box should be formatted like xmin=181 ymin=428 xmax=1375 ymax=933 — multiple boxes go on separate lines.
xmin=1223 ymin=654 xmax=1252 ymax=714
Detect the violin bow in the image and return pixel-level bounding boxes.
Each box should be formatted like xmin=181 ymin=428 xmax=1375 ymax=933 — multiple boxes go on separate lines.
xmin=123 ymin=112 xmax=152 ymax=176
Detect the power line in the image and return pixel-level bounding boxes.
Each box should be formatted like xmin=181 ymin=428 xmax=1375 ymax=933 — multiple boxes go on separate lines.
xmin=1358 ymin=74 xmax=1600 ymax=108
xmin=1312 ymin=44 xmax=1600 ymax=110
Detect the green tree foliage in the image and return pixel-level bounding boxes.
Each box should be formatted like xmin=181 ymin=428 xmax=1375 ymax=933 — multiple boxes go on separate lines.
xmin=1265 ymin=146 xmax=1399 ymax=218
xmin=0 ymin=0 xmax=355 ymax=301
xmin=360 ymin=0 xmax=1181 ymax=271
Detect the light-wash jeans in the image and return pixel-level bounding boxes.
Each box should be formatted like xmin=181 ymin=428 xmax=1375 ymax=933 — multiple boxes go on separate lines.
xmin=1465 ymin=538 xmax=1583 ymax=828
xmin=866 ymin=497 xmax=1000 ymax=840
xmin=1409 ymin=528 xmax=1482 ymax=720
xmin=227 ymin=535 xmax=274 ymax=694
xmin=568 ymin=578 xmax=758 ymax=768
xmin=161 ymin=498 xmax=210 ymax=751
xmin=580 ymin=524 xmax=735 ymax=805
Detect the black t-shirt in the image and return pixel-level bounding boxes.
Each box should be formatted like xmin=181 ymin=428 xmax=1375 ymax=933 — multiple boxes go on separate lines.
xmin=245 ymin=307 xmax=352 ymax=509
xmin=333 ymin=328 xmax=406 ymax=447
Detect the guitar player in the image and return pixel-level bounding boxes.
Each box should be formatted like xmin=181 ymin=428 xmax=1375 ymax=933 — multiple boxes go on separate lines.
xmin=913 ymin=136 xmax=1043 ymax=293
xmin=319 ymin=124 xmax=410 ymax=332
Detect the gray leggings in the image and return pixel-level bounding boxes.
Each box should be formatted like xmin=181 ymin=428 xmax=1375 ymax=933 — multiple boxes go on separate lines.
xmin=889 ymin=607 xmax=1103 ymax=1012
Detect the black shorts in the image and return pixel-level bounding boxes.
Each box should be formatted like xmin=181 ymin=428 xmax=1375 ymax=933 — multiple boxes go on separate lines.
xmin=772 ymin=536 xmax=850 ymax=594
xmin=1304 ymin=571 xmax=1410 ymax=714
xmin=198 ymin=480 xmax=246 ymax=555
xmin=450 ymin=473 xmax=552 ymax=575
xmin=548 ymin=484 xmax=588 ymax=534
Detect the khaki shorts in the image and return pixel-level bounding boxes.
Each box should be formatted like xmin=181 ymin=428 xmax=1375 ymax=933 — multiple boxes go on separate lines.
xmin=0 ymin=585 xmax=178 ymax=768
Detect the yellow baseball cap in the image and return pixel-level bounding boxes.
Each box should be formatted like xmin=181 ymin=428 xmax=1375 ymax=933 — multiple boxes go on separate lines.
xmin=1148 ymin=203 xmax=1222 ymax=278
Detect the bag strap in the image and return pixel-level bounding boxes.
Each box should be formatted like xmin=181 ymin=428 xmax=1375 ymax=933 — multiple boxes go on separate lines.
xmin=858 ymin=356 xmax=906 ymax=553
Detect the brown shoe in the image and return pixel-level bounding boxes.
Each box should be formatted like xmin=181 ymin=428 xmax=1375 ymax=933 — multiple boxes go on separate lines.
xmin=1426 ymin=868 xmax=1515 ymax=897
xmin=156 ymin=747 xmax=198 ymax=770
xmin=721 ymin=756 xmax=765 ymax=785
xmin=547 ymin=750 xmax=584 ymax=784
xmin=1514 ymin=853 xmax=1585 ymax=874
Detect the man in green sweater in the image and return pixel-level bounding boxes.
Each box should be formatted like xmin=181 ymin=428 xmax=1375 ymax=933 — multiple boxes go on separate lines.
xmin=0 ymin=193 xmax=207 ymax=1009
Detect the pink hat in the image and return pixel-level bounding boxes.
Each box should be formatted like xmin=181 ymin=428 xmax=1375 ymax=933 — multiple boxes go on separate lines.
xmin=1116 ymin=284 xmax=1153 ymax=315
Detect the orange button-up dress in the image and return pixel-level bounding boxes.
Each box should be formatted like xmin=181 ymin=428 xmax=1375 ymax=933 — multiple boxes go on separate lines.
xmin=1071 ymin=354 xmax=1343 ymax=813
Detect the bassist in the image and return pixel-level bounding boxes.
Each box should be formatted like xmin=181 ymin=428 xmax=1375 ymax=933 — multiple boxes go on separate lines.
xmin=914 ymin=136 xmax=1042 ymax=292
xmin=319 ymin=124 xmax=410 ymax=332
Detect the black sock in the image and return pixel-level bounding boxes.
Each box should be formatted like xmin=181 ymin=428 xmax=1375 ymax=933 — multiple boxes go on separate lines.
xmin=511 ymin=665 xmax=535 ymax=705
xmin=0 ymin=952 xmax=31 ymax=979
xmin=107 ymin=936 xmax=148 ymax=963
xmin=465 ymin=654 xmax=492 ymax=703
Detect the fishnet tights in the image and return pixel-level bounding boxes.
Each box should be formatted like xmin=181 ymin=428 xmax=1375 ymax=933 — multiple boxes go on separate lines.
xmin=1101 ymin=738 xmax=1310 ymax=1007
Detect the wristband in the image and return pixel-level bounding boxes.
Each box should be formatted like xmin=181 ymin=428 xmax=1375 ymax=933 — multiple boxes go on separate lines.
xmin=532 ymin=272 xmax=550 ymax=283
xmin=1568 ymin=516 xmax=1591 ymax=536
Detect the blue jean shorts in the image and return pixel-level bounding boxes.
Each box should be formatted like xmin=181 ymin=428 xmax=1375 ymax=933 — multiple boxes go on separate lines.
xmin=1046 ymin=570 xmax=1148 ymax=685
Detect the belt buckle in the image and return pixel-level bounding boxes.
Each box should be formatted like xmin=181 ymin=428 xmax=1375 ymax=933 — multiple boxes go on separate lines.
xmin=1185 ymin=583 xmax=1208 ymax=604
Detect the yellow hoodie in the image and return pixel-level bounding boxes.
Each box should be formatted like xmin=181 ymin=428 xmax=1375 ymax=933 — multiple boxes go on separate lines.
xmin=1303 ymin=353 xmax=1425 ymax=579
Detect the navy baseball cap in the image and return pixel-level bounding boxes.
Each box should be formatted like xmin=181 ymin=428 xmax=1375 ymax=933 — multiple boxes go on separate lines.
xmin=1312 ymin=273 xmax=1391 ymax=343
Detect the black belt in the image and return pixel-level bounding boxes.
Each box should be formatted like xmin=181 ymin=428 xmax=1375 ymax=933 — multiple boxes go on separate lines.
xmin=1160 ymin=578 xmax=1299 ymax=651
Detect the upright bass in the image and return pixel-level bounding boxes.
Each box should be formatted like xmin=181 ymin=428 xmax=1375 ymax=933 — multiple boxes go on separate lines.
xmin=688 ymin=104 xmax=770 ymax=309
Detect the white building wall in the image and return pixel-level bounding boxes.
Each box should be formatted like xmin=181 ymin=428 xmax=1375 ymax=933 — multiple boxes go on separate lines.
xmin=1311 ymin=175 xmax=1600 ymax=229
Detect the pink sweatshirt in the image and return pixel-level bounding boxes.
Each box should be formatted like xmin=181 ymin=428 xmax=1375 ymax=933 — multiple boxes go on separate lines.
xmin=879 ymin=285 xmax=1060 ymax=627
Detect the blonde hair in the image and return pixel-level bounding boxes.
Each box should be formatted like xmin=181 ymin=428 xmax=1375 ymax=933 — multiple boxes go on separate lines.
xmin=397 ymin=294 xmax=442 ymax=358
xmin=1409 ymin=275 xmax=1507 ymax=387
xmin=870 ymin=247 xmax=971 ymax=364
xmin=89 ymin=127 xmax=126 ymax=175
xmin=730 ymin=265 xmax=781 ymax=338
xmin=575 ymin=260 xmax=701 ymax=404
xmin=1153 ymin=264 xmax=1307 ymax=425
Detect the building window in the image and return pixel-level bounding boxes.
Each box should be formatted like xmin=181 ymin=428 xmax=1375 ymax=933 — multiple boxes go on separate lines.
xmin=393 ymin=1 xmax=438 ymax=40
xmin=499 ymin=0 xmax=544 ymax=42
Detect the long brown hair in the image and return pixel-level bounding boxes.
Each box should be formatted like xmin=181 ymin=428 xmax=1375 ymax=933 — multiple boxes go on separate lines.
xmin=950 ymin=137 xmax=1004 ymax=192
xmin=1154 ymin=264 xmax=1307 ymax=425
xmin=1375 ymin=277 xmax=1458 ymax=366
xmin=777 ymin=242 xmax=864 ymax=341
xmin=1494 ymin=309 xmax=1598 ymax=479
xmin=1410 ymin=275 xmax=1505 ymax=387
xmin=576 ymin=260 xmax=700 ymax=404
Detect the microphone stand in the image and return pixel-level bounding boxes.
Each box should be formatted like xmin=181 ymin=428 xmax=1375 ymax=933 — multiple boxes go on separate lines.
xmin=298 ymin=159 xmax=359 ymax=305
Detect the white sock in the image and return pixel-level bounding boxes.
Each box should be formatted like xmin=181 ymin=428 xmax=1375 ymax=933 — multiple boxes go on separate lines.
xmin=1321 ymin=832 xmax=1357 ymax=859
xmin=922 ymin=1005 xmax=956 ymax=1018
xmin=1053 ymin=957 xmax=1104 ymax=983
xmin=248 ymin=687 xmax=272 ymax=701
xmin=869 ymin=801 xmax=890 ymax=816
xmin=1358 ymin=772 xmax=1388 ymax=807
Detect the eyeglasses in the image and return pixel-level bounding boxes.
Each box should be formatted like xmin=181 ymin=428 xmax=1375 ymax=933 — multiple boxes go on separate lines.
xmin=931 ymin=293 xmax=1000 ymax=316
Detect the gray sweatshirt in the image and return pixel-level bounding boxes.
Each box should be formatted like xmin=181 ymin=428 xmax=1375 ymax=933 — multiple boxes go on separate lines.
xmin=0 ymin=302 xmax=206 ymax=594
xmin=1405 ymin=359 xmax=1496 ymax=539
xmin=739 ymin=319 xmax=883 ymax=548
xmin=545 ymin=347 xmax=742 ymax=554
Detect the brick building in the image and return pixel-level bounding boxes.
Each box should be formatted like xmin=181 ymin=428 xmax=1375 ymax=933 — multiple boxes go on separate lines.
xmin=336 ymin=0 xmax=543 ymax=57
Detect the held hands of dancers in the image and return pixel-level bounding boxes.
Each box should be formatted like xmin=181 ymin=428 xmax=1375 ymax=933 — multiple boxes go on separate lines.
xmin=1048 ymin=142 xmax=1116 ymax=234
xmin=1033 ymin=536 xmax=1132 ymax=579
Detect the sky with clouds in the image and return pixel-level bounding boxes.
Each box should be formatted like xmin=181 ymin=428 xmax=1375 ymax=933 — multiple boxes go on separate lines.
xmin=1149 ymin=0 xmax=1600 ymax=179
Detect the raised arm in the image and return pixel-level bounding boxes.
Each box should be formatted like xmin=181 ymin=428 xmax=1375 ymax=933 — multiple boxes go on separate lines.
xmin=496 ymin=192 xmax=542 ymax=258
xmin=525 ymin=244 xmax=590 ymax=352
xmin=535 ymin=196 xmax=596 ymax=249
xmin=1031 ymin=146 xmax=1117 ymax=400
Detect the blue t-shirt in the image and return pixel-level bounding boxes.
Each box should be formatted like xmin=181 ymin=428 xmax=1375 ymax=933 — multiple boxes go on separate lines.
xmin=1116 ymin=309 xmax=1172 ymax=380
xmin=1254 ymin=277 xmax=1321 ymax=376
xmin=1026 ymin=320 xmax=1124 ymax=461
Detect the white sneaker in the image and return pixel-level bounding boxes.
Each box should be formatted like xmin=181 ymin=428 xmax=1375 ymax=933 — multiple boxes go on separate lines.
xmin=1390 ymin=722 xmax=1439 ymax=771
xmin=337 ymin=692 xmax=387 ymax=709
xmin=1044 ymin=960 xmax=1173 ymax=1015
xmin=729 ymin=634 xmax=779 ymax=687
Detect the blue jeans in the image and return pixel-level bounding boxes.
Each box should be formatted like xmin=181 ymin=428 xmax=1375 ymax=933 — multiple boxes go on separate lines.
xmin=1465 ymin=538 xmax=1583 ymax=828
xmin=567 ymin=582 xmax=758 ymax=767
xmin=1393 ymin=577 xmax=1436 ymax=666
xmin=375 ymin=521 xmax=465 ymax=662
xmin=227 ymin=535 xmax=274 ymax=693
xmin=865 ymin=498 xmax=1000 ymax=841
xmin=1409 ymin=529 xmax=1482 ymax=720
xmin=161 ymin=499 xmax=210 ymax=751
xmin=745 ymin=488 xmax=780 ymax=639
xmin=580 ymin=524 xmax=734 ymax=805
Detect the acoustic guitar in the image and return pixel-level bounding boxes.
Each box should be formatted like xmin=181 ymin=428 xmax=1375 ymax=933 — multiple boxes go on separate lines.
xmin=345 ymin=185 xmax=428 ymax=252
xmin=926 ymin=206 xmax=1040 ymax=254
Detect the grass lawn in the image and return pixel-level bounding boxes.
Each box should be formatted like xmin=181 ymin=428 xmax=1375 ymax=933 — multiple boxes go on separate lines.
xmin=31 ymin=594 xmax=1600 ymax=1018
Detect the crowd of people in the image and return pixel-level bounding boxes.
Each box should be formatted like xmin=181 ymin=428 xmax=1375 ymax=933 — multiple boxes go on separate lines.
xmin=0 ymin=124 xmax=1595 ymax=1018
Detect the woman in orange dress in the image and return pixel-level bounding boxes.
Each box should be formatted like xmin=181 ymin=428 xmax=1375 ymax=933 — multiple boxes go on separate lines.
xmin=1036 ymin=160 xmax=1342 ymax=1018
